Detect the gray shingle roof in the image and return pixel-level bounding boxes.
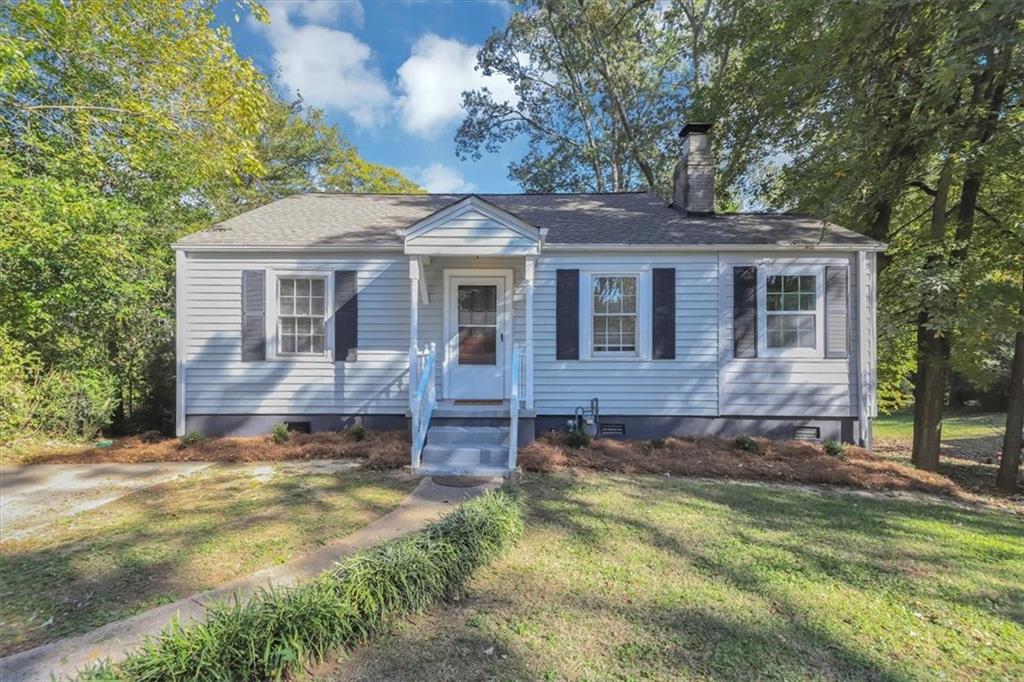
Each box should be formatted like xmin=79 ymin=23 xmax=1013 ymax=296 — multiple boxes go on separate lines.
xmin=175 ymin=192 xmax=883 ymax=249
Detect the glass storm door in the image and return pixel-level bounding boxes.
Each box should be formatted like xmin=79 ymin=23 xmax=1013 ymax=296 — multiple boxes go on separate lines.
xmin=447 ymin=276 xmax=506 ymax=399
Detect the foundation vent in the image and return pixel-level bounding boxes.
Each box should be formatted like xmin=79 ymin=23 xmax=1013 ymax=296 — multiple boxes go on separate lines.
xmin=285 ymin=421 xmax=312 ymax=434
xmin=600 ymin=423 xmax=626 ymax=436
xmin=794 ymin=426 xmax=821 ymax=441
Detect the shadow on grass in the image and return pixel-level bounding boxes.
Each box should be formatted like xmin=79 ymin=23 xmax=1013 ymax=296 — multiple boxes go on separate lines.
xmin=517 ymin=474 xmax=1024 ymax=677
xmin=0 ymin=467 xmax=414 ymax=656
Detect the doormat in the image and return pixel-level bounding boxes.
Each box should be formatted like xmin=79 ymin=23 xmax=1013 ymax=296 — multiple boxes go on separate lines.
xmin=453 ymin=399 xmax=503 ymax=405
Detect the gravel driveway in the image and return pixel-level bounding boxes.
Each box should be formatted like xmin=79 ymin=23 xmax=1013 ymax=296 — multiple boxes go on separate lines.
xmin=0 ymin=462 xmax=210 ymax=539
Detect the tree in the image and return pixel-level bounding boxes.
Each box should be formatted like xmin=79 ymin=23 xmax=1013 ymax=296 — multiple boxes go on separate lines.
xmin=997 ymin=276 xmax=1023 ymax=492
xmin=210 ymin=96 xmax=421 ymax=220
xmin=1 ymin=0 xmax=418 ymax=436
xmin=456 ymin=0 xmax=732 ymax=195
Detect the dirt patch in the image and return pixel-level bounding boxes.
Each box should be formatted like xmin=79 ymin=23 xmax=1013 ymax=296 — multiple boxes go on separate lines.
xmin=519 ymin=433 xmax=970 ymax=500
xmin=15 ymin=430 xmax=410 ymax=468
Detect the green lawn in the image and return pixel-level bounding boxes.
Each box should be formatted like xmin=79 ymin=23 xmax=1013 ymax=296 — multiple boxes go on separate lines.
xmin=331 ymin=473 xmax=1024 ymax=681
xmin=873 ymin=411 xmax=1006 ymax=441
xmin=0 ymin=465 xmax=418 ymax=656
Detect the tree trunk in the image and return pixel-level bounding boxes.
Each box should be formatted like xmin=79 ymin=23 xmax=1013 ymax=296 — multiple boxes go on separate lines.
xmin=911 ymin=158 xmax=953 ymax=471
xmin=997 ymin=283 xmax=1024 ymax=492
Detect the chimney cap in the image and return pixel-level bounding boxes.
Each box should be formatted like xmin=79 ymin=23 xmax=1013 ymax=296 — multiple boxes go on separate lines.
xmin=679 ymin=122 xmax=712 ymax=137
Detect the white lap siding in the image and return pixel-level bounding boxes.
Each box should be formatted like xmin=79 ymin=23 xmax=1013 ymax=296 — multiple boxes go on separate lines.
xmin=534 ymin=254 xmax=720 ymax=416
xmin=717 ymin=252 xmax=859 ymax=418
xmin=183 ymin=253 xmax=410 ymax=415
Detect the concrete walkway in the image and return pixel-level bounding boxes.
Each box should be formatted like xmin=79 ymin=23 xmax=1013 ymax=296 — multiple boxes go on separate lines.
xmin=0 ymin=475 xmax=501 ymax=681
xmin=1 ymin=462 xmax=211 ymax=539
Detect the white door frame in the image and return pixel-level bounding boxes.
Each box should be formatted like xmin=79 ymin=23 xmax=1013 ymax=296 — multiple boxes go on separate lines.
xmin=442 ymin=268 xmax=514 ymax=400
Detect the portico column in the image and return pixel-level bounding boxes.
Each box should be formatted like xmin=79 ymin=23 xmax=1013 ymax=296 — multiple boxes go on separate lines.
xmin=409 ymin=257 xmax=420 ymax=411
xmin=525 ymin=256 xmax=536 ymax=409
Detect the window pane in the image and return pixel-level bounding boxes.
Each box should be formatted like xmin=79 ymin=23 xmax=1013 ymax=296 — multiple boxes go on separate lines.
xmin=281 ymin=334 xmax=296 ymax=353
xmin=767 ymin=276 xmax=783 ymax=294
xmin=280 ymin=279 xmax=294 ymax=297
xmin=297 ymin=334 xmax=311 ymax=353
xmin=294 ymin=279 xmax=309 ymax=297
xmin=311 ymin=334 xmax=324 ymax=354
xmin=797 ymin=315 xmax=815 ymax=347
xmin=311 ymin=279 xmax=324 ymax=297
xmin=458 ymin=327 xmax=496 ymax=365
xmin=311 ymin=296 xmax=325 ymax=316
xmin=799 ymin=293 xmax=816 ymax=311
xmin=766 ymin=293 xmax=782 ymax=311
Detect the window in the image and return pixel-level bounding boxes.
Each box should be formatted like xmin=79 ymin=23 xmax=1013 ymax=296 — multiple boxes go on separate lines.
xmin=592 ymin=275 xmax=638 ymax=354
xmin=278 ymin=277 xmax=326 ymax=354
xmin=765 ymin=274 xmax=817 ymax=349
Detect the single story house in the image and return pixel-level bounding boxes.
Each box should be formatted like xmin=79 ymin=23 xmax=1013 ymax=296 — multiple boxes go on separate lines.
xmin=173 ymin=123 xmax=884 ymax=476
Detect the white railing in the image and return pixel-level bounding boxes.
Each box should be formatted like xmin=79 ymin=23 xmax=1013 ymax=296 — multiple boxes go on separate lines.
xmin=410 ymin=342 xmax=437 ymax=468
xmin=509 ymin=343 xmax=525 ymax=469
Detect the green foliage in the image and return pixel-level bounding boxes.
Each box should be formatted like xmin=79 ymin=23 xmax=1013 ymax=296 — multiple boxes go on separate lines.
xmin=270 ymin=422 xmax=290 ymax=445
xmin=0 ymin=326 xmax=116 ymax=441
xmin=567 ymin=427 xmax=590 ymax=448
xmin=348 ymin=424 xmax=367 ymax=442
xmin=178 ymin=431 xmax=205 ymax=450
xmin=1 ymin=0 xmax=419 ymax=438
xmin=823 ymin=440 xmax=845 ymax=459
xmin=77 ymin=490 xmax=524 ymax=681
xmin=733 ymin=435 xmax=759 ymax=454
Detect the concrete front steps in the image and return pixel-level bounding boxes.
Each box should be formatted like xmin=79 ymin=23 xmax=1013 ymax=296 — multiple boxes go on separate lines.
xmin=415 ymin=425 xmax=515 ymax=477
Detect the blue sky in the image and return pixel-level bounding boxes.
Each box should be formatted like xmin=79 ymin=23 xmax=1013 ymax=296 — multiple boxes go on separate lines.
xmin=217 ymin=0 xmax=525 ymax=193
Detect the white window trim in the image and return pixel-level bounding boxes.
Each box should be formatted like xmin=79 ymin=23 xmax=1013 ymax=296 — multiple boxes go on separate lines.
xmin=579 ymin=269 xmax=651 ymax=361
xmin=265 ymin=269 xmax=335 ymax=362
xmin=757 ymin=265 xmax=824 ymax=359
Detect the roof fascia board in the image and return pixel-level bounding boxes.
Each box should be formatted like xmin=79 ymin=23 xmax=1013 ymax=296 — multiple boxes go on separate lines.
xmin=403 ymin=195 xmax=542 ymax=243
xmin=172 ymin=244 xmax=403 ymax=253
xmin=544 ymin=243 xmax=887 ymax=253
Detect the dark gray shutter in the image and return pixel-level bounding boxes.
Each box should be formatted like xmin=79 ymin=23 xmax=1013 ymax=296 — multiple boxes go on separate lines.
xmin=825 ymin=265 xmax=849 ymax=359
xmin=652 ymin=268 xmax=676 ymax=360
xmin=733 ymin=266 xmax=758 ymax=359
xmin=334 ymin=271 xmax=358 ymax=362
xmin=241 ymin=270 xmax=266 ymax=362
xmin=556 ymin=269 xmax=579 ymax=360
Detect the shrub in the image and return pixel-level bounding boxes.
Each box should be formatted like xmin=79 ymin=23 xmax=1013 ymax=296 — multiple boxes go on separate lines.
xmin=77 ymin=490 xmax=524 ymax=681
xmin=270 ymin=422 xmax=290 ymax=445
xmin=178 ymin=431 xmax=205 ymax=449
xmin=734 ymin=435 xmax=759 ymax=453
xmin=139 ymin=430 xmax=164 ymax=444
xmin=567 ymin=427 xmax=590 ymax=448
xmin=348 ymin=424 xmax=366 ymax=441
xmin=823 ymin=439 xmax=846 ymax=458
xmin=648 ymin=437 xmax=666 ymax=450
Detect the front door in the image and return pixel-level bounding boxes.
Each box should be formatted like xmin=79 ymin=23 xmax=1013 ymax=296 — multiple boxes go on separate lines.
xmin=446 ymin=274 xmax=508 ymax=400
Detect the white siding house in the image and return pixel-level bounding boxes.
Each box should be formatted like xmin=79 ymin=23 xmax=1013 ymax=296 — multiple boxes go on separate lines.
xmin=174 ymin=125 xmax=884 ymax=475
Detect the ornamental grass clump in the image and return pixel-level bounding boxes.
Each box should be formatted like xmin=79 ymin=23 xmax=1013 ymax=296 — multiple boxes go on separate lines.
xmin=78 ymin=490 xmax=523 ymax=681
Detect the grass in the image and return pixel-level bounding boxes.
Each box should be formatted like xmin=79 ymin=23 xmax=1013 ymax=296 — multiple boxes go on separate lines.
xmin=329 ymin=472 xmax=1024 ymax=681
xmin=0 ymin=464 xmax=418 ymax=656
xmin=873 ymin=411 xmax=1006 ymax=442
xmin=78 ymin=490 xmax=523 ymax=681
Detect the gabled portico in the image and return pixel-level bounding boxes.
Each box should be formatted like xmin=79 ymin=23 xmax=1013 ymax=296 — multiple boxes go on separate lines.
xmin=403 ymin=196 xmax=543 ymax=473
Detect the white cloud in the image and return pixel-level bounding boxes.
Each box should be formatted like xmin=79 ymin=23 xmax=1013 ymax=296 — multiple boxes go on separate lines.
xmin=266 ymin=1 xmax=364 ymax=26
xmin=396 ymin=34 xmax=518 ymax=138
xmin=413 ymin=163 xmax=477 ymax=193
xmin=259 ymin=3 xmax=388 ymax=127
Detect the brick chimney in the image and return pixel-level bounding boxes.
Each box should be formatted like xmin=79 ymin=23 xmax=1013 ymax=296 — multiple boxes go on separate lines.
xmin=672 ymin=122 xmax=714 ymax=214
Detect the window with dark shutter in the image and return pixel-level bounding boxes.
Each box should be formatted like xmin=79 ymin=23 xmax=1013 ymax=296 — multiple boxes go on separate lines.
xmin=334 ymin=271 xmax=358 ymax=362
xmin=733 ymin=266 xmax=758 ymax=359
xmin=556 ymin=269 xmax=579 ymax=360
xmin=652 ymin=268 xmax=676 ymax=360
xmin=241 ymin=270 xmax=266 ymax=362
xmin=824 ymin=265 xmax=849 ymax=359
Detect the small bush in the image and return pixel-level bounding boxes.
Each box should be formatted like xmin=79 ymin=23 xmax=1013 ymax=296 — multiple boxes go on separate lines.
xmin=823 ymin=439 xmax=846 ymax=458
xmin=567 ymin=427 xmax=590 ymax=448
xmin=734 ymin=434 xmax=759 ymax=453
xmin=178 ymin=431 xmax=205 ymax=450
xmin=77 ymin=490 xmax=524 ymax=681
xmin=348 ymin=424 xmax=366 ymax=441
xmin=648 ymin=437 xmax=666 ymax=450
xmin=270 ymin=422 xmax=290 ymax=445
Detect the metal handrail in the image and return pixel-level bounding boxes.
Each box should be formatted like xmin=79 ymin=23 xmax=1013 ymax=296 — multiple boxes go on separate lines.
xmin=410 ymin=342 xmax=436 ymax=468
xmin=509 ymin=344 xmax=523 ymax=469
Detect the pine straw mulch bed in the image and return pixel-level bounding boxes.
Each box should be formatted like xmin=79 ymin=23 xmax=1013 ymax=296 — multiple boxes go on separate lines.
xmin=518 ymin=432 xmax=985 ymax=503
xmin=12 ymin=429 xmax=410 ymax=470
